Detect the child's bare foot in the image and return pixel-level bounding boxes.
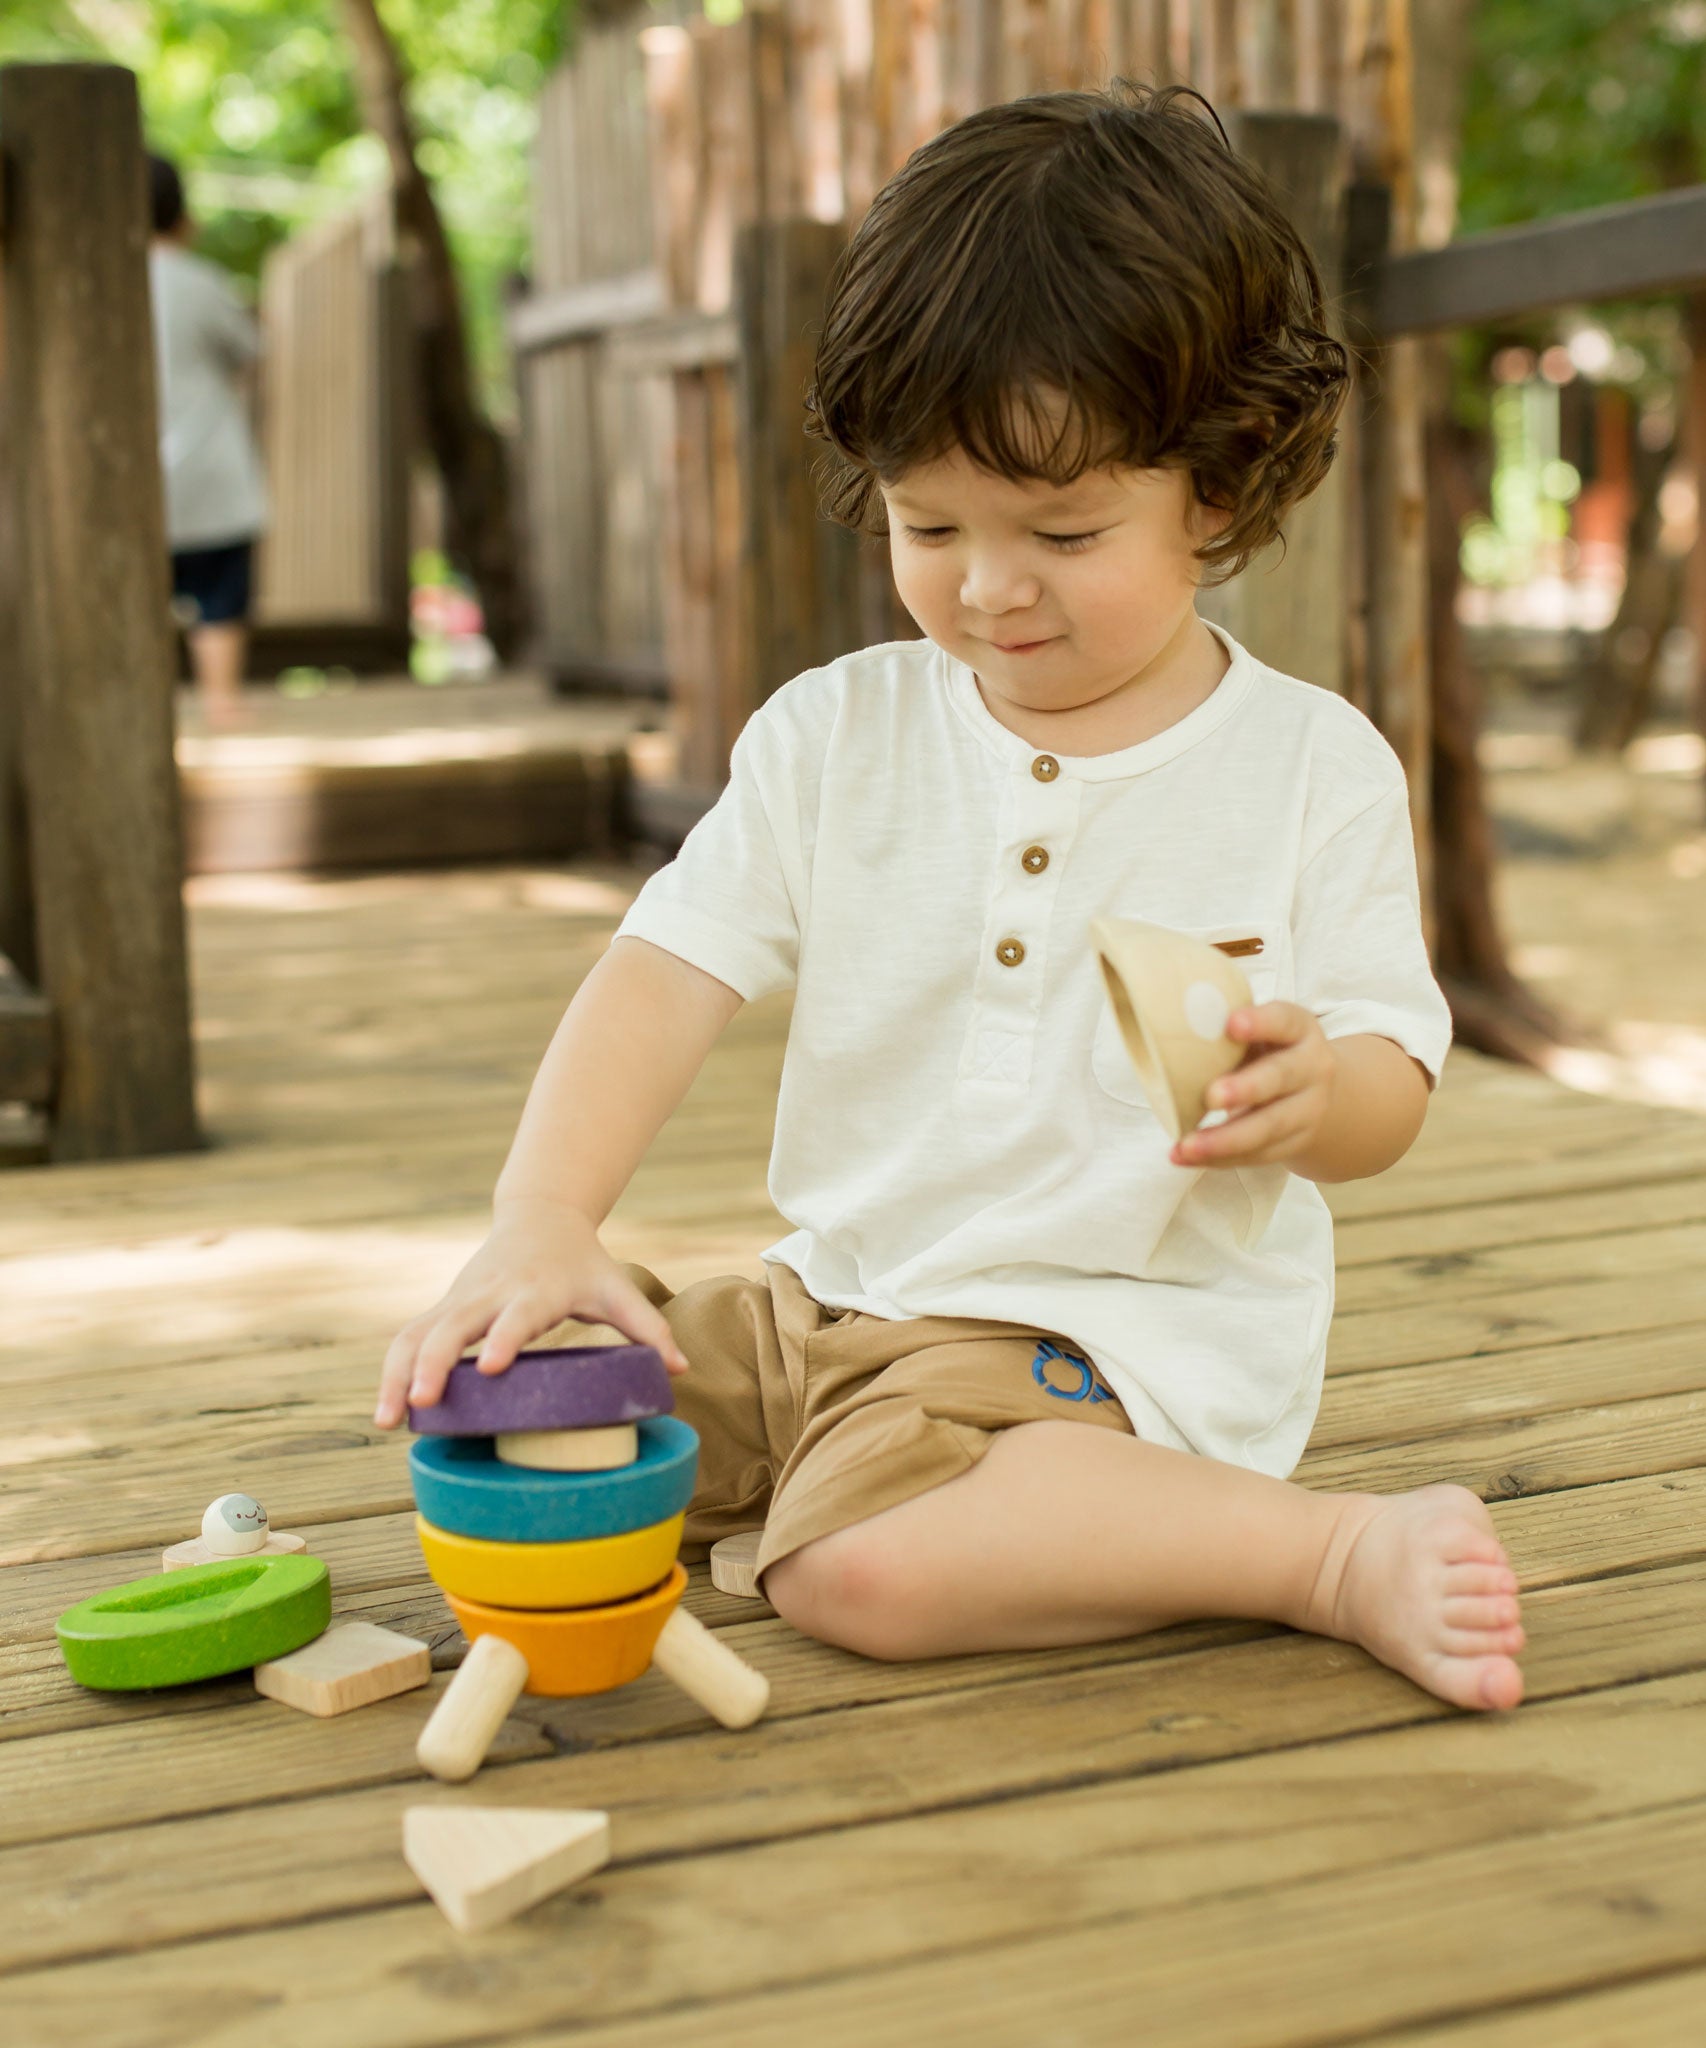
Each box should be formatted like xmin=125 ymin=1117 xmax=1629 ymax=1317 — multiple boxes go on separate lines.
xmin=1307 ymin=1483 xmax=1525 ymax=1711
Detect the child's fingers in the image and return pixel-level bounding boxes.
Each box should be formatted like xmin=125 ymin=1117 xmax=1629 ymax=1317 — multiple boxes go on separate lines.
xmin=595 ymin=1273 xmax=690 ymax=1375
xmin=476 ymin=1295 xmax=555 ymax=1376
xmin=1228 ymin=1001 xmax=1310 ymax=1046
xmin=408 ymin=1302 xmax=501 ymax=1411
xmin=1176 ymin=1097 xmax=1306 ymax=1166
xmin=374 ymin=1324 xmax=427 ymax=1429
xmin=1210 ymin=1044 xmax=1311 ymax=1113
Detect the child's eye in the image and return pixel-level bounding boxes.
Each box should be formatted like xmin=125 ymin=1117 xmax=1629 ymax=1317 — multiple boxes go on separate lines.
xmin=905 ymin=524 xmax=1105 ymax=557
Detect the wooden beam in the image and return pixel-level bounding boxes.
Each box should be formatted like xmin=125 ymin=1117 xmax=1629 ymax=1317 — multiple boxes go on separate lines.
xmin=506 ymin=269 xmax=665 ymax=355
xmin=0 ymin=62 xmax=199 ymax=1160
xmin=605 ymin=309 xmax=738 ymax=378
xmin=733 ymin=216 xmax=862 ymax=711
xmin=1360 ymin=185 xmax=1706 ymax=338
xmin=1199 ymin=110 xmax=1348 ymax=697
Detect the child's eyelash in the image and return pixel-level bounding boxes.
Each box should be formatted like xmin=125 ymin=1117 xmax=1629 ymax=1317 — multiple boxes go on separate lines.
xmin=899 ymin=525 xmax=1103 ymax=551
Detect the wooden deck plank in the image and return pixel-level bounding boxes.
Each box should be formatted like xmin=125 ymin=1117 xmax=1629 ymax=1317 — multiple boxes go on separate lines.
xmin=3 ymin=1565 xmax=1703 ymax=1972
xmin=1355 ymin=1968 xmax=1706 ymax=2045
xmin=8 ymin=1342 xmax=1706 ymax=1569
xmin=5 ymin=858 xmax=1705 ymax=2038
xmin=479 ymin=1803 xmax=1706 ymax=2048
xmin=8 ymin=1730 xmax=1706 ymax=2046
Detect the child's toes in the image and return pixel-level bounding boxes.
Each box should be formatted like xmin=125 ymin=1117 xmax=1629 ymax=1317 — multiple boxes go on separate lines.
xmin=1440 ymin=1560 xmax=1518 ymax=1602
xmin=1442 ymin=1592 xmax=1521 ymax=1633
xmin=1473 ymin=1655 xmax=1525 ymax=1711
xmin=1424 ymin=1648 xmax=1525 ymax=1713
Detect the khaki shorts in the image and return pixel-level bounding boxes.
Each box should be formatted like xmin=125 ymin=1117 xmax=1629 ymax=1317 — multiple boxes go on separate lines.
xmin=626 ymin=1261 xmax=1135 ymax=1584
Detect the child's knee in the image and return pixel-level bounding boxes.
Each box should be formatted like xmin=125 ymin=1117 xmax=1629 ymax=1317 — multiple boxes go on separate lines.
xmin=765 ymin=1521 xmax=940 ymax=1661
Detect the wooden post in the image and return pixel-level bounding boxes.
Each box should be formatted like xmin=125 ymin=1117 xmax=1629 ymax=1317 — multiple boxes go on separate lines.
xmin=0 ymin=286 xmax=37 ymax=988
xmin=0 ymin=63 xmax=198 ymax=1160
xmin=733 ymin=216 xmax=862 ymax=714
xmin=1197 ymin=109 xmax=1348 ymax=697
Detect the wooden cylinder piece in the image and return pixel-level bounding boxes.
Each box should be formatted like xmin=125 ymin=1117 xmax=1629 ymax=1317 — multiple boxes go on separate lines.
xmin=650 ymin=1606 xmax=770 ymax=1729
xmin=415 ymin=1632 xmax=531 ymax=1782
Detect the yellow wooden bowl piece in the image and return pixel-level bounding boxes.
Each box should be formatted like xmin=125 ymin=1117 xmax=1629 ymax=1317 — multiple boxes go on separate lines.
xmin=415 ymin=1511 xmax=685 ymax=1611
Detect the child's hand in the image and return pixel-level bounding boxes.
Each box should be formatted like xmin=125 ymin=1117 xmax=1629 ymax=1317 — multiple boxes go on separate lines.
xmin=1168 ymin=1003 xmax=1335 ymax=1170
xmin=373 ymin=1197 xmax=689 ymax=1429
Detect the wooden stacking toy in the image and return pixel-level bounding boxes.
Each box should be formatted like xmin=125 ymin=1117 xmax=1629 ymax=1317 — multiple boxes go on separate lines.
xmin=410 ymin=1345 xmax=769 ymax=1781
xmin=57 ymin=1554 xmax=331 ymax=1690
xmin=1089 ymin=917 xmax=1256 ymax=1140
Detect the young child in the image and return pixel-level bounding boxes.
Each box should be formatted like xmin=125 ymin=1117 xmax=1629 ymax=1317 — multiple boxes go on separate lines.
xmin=378 ymin=82 xmax=1525 ymax=1713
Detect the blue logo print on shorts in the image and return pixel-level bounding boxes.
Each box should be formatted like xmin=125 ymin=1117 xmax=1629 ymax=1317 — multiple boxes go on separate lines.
xmin=1031 ymin=1339 xmax=1116 ymax=1404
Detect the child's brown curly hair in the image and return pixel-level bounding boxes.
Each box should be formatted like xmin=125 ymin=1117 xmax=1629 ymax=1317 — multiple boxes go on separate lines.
xmin=806 ymin=81 xmax=1349 ymax=586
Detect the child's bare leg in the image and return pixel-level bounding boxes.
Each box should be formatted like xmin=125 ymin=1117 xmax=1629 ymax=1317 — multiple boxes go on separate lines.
xmin=764 ymin=1420 xmax=1525 ymax=1712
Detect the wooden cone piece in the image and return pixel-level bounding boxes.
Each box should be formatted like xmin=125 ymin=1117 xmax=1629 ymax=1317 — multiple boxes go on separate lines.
xmin=415 ymin=1632 xmax=530 ymax=1782
xmin=650 ymin=1605 xmax=769 ymax=1728
xmin=1089 ymin=917 xmax=1252 ymax=1141
xmin=403 ymin=1806 xmax=610 ymax=1933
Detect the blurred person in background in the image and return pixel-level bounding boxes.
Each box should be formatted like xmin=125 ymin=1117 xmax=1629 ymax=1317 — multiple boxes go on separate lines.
xmin=147 ymin=152 xmax=268 ymax=731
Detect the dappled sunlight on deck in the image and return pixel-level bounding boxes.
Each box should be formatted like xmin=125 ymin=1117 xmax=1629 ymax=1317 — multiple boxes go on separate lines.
xmin=3 ymin=856 xmax=1705 ymax=2036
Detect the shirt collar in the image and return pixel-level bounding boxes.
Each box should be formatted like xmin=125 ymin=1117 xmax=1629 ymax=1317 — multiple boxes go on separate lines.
xmin=941 ymin=619 xmax=1256 ymax=782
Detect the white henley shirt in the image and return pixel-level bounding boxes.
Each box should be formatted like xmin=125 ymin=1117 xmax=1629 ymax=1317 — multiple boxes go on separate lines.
xmin=616 ymin=621 xmax=1452 ymax=1476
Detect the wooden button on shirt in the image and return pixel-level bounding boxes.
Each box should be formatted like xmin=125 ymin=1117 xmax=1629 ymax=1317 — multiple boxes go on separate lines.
xmin=1021 ymin=846 xmax=1049 ymax=874
xmin=1031 ymin=755 xmax=1060 ymax=782
xmin=996 ymin=938 xmax=1026 ymax=968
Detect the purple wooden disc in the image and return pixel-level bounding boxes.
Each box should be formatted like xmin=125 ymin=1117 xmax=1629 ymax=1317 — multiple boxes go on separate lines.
xmin=407 ymin=1344 xmax=674 ymax=1436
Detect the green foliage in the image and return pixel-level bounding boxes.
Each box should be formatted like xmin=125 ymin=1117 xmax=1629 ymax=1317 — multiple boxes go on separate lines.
xmin=0 ymin=0 xmax=568 ymax=414
xmin=1461 ymin=0 xmax=1706 ymax=229
xmin=1453 ymin=2 xmax=1705 ymax=432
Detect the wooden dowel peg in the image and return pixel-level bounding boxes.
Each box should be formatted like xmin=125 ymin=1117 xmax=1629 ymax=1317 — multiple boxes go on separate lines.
xmin=650 ymin=1607 xmax=769 ymax=1729
xmin=416 ymin=1633 xmax=530 ymax=1782
xmin=495 ymin=1424 xmax=638 ymax=1471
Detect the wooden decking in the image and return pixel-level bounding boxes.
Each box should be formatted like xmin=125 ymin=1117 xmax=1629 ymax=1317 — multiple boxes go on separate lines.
xmin=5 ymin=860 xmax=1706 ymax=2044
xmin=175 ymin=680 xmax=656 ymax=875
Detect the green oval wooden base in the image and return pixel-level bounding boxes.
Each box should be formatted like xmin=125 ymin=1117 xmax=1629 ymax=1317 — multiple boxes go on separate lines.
xmin=56 ymin=1554 xmax=331 ymax=1690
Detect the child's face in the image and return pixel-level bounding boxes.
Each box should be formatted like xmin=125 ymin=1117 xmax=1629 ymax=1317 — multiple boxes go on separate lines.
xmin=880 ymin=446 xmax=1230 ymax=719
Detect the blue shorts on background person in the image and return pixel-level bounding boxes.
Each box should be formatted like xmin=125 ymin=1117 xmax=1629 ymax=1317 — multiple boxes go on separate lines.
xmin=170 ymin=537 xmax=253 ymax=627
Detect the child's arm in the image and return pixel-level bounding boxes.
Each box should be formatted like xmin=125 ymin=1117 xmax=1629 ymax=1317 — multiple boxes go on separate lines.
xmin=1168 ymin=1003 xmax=1430 ymax=1184
xmin=373 ymin=937 xmax=744 ymax=1427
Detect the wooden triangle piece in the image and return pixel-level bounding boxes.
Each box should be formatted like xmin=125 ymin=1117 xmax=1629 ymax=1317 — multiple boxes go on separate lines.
xmin=403 ymin=1806 xmax=611 ymax=1933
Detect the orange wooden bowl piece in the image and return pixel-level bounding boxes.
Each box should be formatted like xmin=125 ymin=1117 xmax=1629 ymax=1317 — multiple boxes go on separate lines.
xmin=441 ymin=1565 xmax=685 ymax=1697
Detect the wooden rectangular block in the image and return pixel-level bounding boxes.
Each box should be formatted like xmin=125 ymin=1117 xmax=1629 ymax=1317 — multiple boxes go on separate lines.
xmin=253 ymin=1620 xmax=430 ymax=1717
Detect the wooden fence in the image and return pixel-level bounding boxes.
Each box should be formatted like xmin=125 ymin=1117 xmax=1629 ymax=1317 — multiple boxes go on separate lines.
xmin=510 ymin=0 xmax=1429 ymax=831
xmin=251 ymin=196 xmax=415 ymax=673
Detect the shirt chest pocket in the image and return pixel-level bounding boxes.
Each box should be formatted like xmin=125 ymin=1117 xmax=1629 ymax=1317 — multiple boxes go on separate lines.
xmin=1091 ymin=919 xmax=1289 ymax=1113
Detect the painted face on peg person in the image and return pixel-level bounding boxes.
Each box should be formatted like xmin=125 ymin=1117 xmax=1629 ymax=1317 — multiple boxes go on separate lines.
xmin=201 ymin=1492 xmax=270 ymax=1554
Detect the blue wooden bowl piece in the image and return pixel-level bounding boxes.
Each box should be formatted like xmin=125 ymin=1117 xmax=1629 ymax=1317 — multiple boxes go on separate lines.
xmin=408 ymin=1414 xmax=699 ymax=1544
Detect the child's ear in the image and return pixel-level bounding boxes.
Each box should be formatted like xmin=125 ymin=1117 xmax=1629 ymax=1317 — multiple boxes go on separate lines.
xmin=1189 ymin=496 xmax=1235 ymax=545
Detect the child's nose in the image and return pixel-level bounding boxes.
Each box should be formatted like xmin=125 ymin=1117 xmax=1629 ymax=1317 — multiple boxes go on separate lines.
xmin=960 ymin=555 xmax=1043 ymax=618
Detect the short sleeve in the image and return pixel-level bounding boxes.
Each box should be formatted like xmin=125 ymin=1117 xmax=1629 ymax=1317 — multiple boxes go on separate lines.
xmin=1290 ymin=781 xmax=1453 ymax=1086
xmin=614 ymin=706 xmax=806 ymax=1001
